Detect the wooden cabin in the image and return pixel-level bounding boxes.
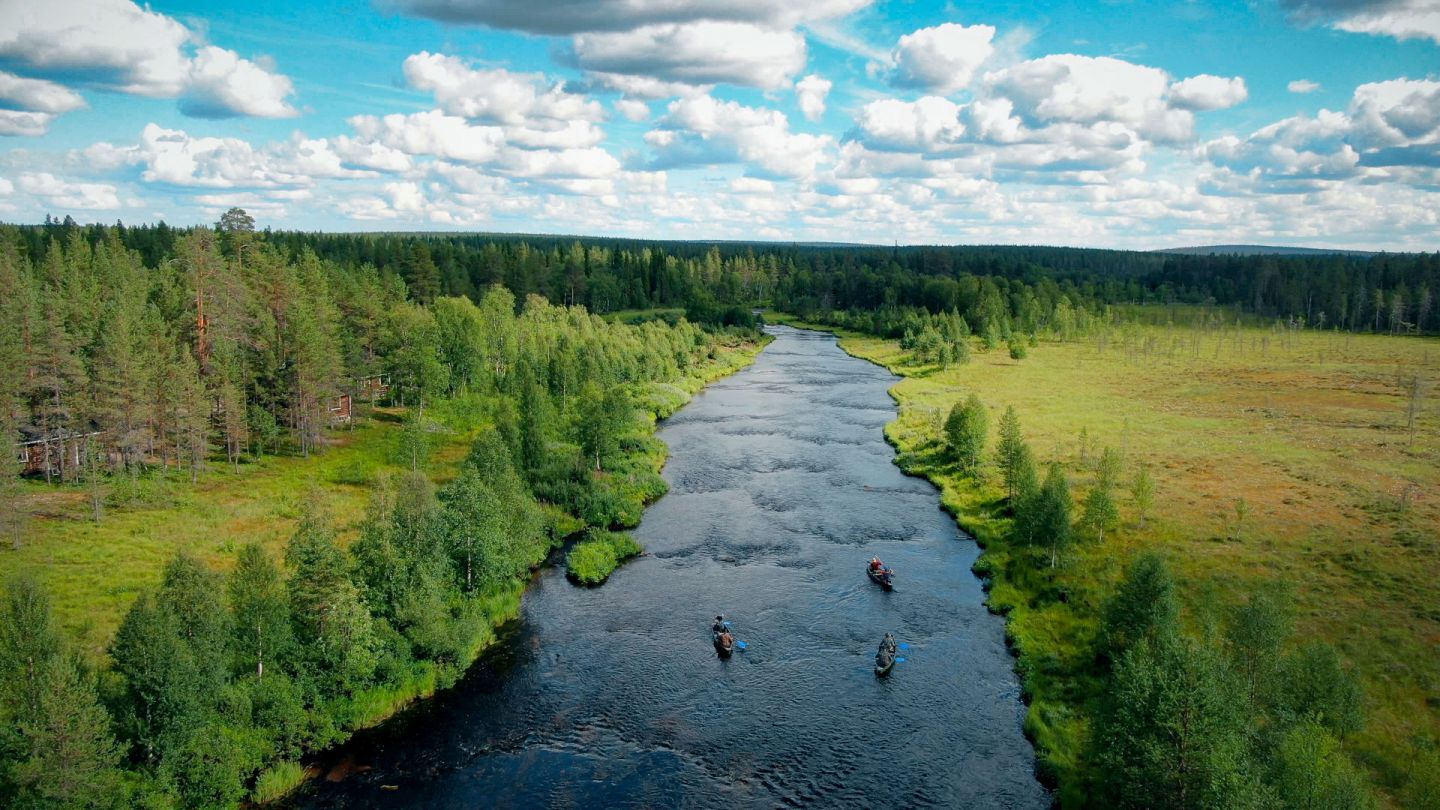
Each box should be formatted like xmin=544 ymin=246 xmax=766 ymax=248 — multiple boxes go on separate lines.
xmin=16 ymin=428 xmax=105 ymax=477
xmin=328 ymin=393 xmax=353 ymax=425
xmin=358 ymin=374 xmax=391 ymax=402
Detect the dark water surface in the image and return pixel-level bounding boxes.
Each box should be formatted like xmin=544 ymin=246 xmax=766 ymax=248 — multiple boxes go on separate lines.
xmin=290 ymin=326 xmax=1047 ymax=809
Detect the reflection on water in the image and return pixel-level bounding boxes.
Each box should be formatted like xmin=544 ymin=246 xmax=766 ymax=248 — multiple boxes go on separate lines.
xmin=289 ymin=326 xmax=1047 ymax=809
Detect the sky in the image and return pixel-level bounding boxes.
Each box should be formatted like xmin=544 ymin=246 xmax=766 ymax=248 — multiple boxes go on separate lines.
xmin=0 ymin=0 xmax=1437 ymax=249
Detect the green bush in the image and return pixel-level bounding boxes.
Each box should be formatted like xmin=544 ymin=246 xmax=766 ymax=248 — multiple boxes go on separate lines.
xmin=566 ymin=530 xmax=644 ymax=585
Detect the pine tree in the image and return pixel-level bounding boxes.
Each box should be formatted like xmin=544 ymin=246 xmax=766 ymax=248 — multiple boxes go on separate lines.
xmin=26 ymin=282 xmax=85 ymax=484
xmin=285 ymin=499 xmax=377 ymax=695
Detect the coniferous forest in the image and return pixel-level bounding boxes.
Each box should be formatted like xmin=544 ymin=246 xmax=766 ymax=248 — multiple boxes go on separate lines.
xmin=1 ymin=213 xmax=1437 ymax=807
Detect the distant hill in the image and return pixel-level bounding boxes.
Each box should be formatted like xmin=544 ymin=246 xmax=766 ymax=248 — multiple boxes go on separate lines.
xmin=1156 ymin=244 xmax=1378 ymax=257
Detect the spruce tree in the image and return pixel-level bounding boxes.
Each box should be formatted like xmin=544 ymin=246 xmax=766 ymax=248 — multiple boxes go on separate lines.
xmin=995 ymin=406 xmax=1027 ymax=501
xmin=9 ymin=653 xmax=125 ymax=809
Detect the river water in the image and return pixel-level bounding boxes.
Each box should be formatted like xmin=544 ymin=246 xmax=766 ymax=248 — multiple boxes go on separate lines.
xmin=291 ymin=325 xmax=1047 ymax=809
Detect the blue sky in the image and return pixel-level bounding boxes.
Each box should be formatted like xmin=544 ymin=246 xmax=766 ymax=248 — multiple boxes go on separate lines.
xmin=1 ymin=0 xmax=1437 ymax=249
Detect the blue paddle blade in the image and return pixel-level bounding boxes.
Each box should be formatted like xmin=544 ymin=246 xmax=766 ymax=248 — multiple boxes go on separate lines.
xmin=899 ymin=643 xmax=910 ymax=650
xmin=722 ymin=621 xmax=732 ymax=628
xmin=735 ymin=640 xmax=748 ymax=649
xmin=895 ymin=657 xmax=906 ymax=663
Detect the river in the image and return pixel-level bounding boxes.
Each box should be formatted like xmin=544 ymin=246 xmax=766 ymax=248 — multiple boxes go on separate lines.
xmin=290 ymin=325 xmax=1047 ymax=809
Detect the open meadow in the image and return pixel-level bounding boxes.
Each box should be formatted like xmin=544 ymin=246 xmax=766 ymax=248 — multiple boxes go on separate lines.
xmin=777 ymin=310 xmax=1440 ymax=802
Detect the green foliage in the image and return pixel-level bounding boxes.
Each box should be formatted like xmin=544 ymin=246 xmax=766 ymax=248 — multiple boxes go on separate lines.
xmin=1094 ymin=632 xmax=1263 ymax=809
xmin=575 ymin=383 xmax=632 ymax=471
xmin=163 ymin=723 xmax=260 ymax=810
xmin=1081 ymin=447 xmax=1122 ymax=543
xmin=1015 ymin=462 xmax=1073 ymax=567
xmin=1130 ymin=465 xmax=1155 ymax=527
xmin=1226 ymin=590 xmax=1293 ymax=709
xmin=565 ymin=531 xmax=644 ymax=585
xmin=1274 ymin=641 xmax=1365 ymax=737
xmin=1008 ymin=337 xmax=1028 ymax=360
xmin=8 ymin=653 xmax=125 ymax=809
xmin=229 ymin=543 xmax=293 ymax=681
xmin=1096 ymin=553 xmax=1179 ymax=669
xmin=285 ymin=501 xmax=378 ymax=696
xmin=944 ymin=393 xmax=988 ymax=475
xmin=1271 ymin=721 xmax=1375 ymax=810
xmin=0 ymin=577 xmax=125 ymax=809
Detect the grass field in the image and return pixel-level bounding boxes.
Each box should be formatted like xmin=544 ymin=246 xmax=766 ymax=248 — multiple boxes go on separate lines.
xmin=771 ymin=311 xmax=1439 ymax=803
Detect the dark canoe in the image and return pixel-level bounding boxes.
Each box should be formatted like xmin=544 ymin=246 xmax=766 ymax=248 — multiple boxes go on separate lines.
xmin=875 ymin=648 xmax=896 ymax=677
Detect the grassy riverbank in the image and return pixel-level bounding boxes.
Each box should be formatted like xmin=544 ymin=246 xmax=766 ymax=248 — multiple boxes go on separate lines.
xmin=768 ymin=312 xmax=1439 ymax=804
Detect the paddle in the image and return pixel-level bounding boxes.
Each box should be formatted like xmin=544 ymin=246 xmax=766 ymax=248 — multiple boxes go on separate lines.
xmin=719 ymin=622 xmax=748 ymax=650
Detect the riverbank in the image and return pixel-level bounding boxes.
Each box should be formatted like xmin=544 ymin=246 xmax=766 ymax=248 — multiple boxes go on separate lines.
xmin=766 ymin=312 xmax=1439 ymax=805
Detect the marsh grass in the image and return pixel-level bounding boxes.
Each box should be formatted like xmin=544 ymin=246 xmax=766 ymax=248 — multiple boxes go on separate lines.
xmin=251 ymin=761 xmax=307 ymax=805
xmin=770 ymin=310 xmax=1440 ymax=803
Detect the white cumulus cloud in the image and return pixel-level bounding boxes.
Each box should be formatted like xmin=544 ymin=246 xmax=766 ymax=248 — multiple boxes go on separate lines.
xmin=18 ymin=171 xmax=120 ymax=209
xmin=1168 ymin=74 xmax=1248 ymax=111
xmin=573 ymin=22 xmax=806 ymax=90
xmin=795 ymin=74 xmax=832 ymax=121
xmin=644 ymin=95 xmax=834 ymax=179
xmin=381 ymin=0 xmax=871 ymax=35
xmin=890 ymin=23 xmax=996 ymax=95
xmin=0 ymin=0 xmax=297 ymax=119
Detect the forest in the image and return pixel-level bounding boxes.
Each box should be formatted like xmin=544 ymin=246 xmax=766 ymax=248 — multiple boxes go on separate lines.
xmin=1 ymin=212 xmax=1436 ymax=807
xmin=0 ymin=212 xmax=763 ymax=806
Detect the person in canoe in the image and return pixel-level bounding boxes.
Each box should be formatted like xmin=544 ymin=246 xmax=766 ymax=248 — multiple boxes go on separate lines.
xmin=867 ymin=557 xmax=894 ymax=588
xmin=713 ymin=620 xmax=735 ymax=656
xmin=875 ymin=632 xmax=898 ymax=676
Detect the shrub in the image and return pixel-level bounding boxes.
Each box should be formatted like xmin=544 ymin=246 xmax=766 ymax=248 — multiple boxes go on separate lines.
xmin=566 ymin=530 xmax=643 ymax=585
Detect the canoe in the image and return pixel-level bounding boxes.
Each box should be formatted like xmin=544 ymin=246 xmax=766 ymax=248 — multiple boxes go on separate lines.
xmin=875 ymin=647 xmax=896 ymax=676
xmin=866 ymin=566 xmax=894 ymax=591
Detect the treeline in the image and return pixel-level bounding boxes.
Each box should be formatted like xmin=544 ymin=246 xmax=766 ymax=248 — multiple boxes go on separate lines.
xmin=945 ymin=403 xmax=1381 ymax=808
xmin=11 ymin=219 xmax=1437 ymax=346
